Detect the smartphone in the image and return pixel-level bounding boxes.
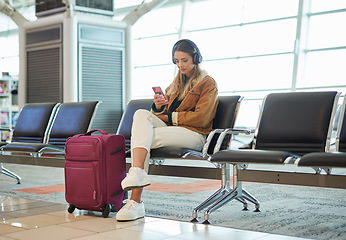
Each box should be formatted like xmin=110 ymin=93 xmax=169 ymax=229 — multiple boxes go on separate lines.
xmin=152 ymin=86 xmax=167 ymax=100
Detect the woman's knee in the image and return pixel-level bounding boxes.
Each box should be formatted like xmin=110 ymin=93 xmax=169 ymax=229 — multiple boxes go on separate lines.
xmin=133 ymin=109 xmax=151 ymax=121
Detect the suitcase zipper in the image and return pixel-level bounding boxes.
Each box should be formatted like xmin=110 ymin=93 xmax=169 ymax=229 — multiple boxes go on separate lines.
xmin=67 ymin=167 xmax=93 ymax=170
xmin=93 ymin=191 xmax=96 ymax=200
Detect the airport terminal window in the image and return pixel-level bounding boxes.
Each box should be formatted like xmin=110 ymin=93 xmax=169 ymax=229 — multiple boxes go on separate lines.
xmin=310 ymin=0 xmax=346 ymax=13
xmin=296 ymin=2 xmax=346 ymax=90
xmin=132 ymin=4 xmax=182 ymax=38
xmin=1 ymin=0 xmax=346 ymax=127
xmin=307 ymin=12 xmax=346 ymax=50
xmin=0 ymin=34 xmax=19 ymax=75
xmin=203 ymin=54 xmax=294 ymax=92
xmin=302 ymin=50 xmax=346 ymax=88
xmin=132 ymin=0 xmax=299 ymax=98
xmin=131 ymin=0 xmax=299 ymax=128
xmin=131 ymin=4 xmax=181 ymax=98
xmin=186 ymin=0 xmax=244 ymax=29
xmin=241 ymin=0 xmax=299 ymax=22
xmin=185 ymin=0 xmax=298 ymax=97
xmin=130 ymin=0 xmax=346 ymax=128
xmin=131 ymin=34 xmax=177 ymax=98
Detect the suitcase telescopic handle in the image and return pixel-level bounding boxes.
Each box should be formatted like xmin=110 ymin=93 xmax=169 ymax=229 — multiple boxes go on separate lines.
xmin=84 ymin=129 xmax=108 ymax=135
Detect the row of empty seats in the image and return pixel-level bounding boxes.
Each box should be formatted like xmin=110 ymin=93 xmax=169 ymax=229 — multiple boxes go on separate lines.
xmin=0 ymin=101 xmax=99 ymax=183
xmin=198 ymin=91 xmax=346 ymax=223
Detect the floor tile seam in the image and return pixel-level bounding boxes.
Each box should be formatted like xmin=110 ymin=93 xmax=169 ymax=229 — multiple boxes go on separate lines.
xmin=2 ymin=201 xmax=60 ymax=211
xmin=1 ymin=204 xmax=59 ymax=216
xmin=0 ymin=221 xmax=28 ymax=232
xmin=55 ymin=223 xmax=100 ymax=234
xmin=53 ymin=215 xmax=97 ymax=224
xmin=57 ymin=216 xmax=120 ymax=227
xmin=123 ymin=218 xmax=200 ymax=236
xmin=158 ymin=232 xmax=193 ymax=240
xmin=112 ymin=219 xmax=151 ymax=230
xmin=112 ymin=226 xmax=187 ymax=239
xmin=1 ymin=233 xmax=23 ymax=239
xmin=0 ymin=220 xmax=34 ymax=231
xmin=1 ymin=226 xmax=98 ymax=240
xmin=2 ymin=212 xmax=87 ymax=229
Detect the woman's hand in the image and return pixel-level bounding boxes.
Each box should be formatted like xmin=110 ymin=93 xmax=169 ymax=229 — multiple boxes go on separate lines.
xmin=154 ymin=94 xmax=168 ymax=109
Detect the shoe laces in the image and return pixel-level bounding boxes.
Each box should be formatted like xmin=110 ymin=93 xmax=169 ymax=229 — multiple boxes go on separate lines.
xmin=122 ymin=199 xmax=137 ymax=210
xmin=129 ymin=167 xmax=141 ymax=174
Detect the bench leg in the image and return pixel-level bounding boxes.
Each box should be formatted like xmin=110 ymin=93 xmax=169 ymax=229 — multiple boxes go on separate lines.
xmin=191 ymin=163 xmax=232 ymax=222
xmin=1 ymin=163 xmax=21 ymax=184
xmin=202 ymin=187 xmax=239 ymax=224
xmin=241 ymin=188 xmax=260 ymax=212
xmin=202 ymin=164 xmax=260 ymax=224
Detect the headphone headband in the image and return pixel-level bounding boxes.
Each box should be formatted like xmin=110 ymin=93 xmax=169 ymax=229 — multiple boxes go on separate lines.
xmin=172 ymin=39 xmax=202 ymax=64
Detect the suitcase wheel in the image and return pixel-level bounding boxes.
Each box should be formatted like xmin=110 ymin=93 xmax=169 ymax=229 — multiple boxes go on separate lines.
xmin=102 ymin=203 xmax=112 ymax=218
xmin=67 ymin=204 xmax=76 ymax=214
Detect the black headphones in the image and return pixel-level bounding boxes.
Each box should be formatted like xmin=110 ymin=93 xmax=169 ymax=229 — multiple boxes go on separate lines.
xmin=172 ymin=39 xmax=202 ymax=65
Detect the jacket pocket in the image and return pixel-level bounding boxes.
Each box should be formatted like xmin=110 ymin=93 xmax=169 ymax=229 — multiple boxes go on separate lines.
xmin=181 ymin=91 xmax=200 ymax=110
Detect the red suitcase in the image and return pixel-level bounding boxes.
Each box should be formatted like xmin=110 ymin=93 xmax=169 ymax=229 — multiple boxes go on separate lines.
xmin=64 ymin=129 xmax=126 ymax=218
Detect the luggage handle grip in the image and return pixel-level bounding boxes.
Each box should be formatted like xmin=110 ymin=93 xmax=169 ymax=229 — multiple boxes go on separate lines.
xmin=111 ymin=189 xmax=124 ymax=197
xmin=84 ymin=129 xmax=108 ymax=135
xmin=110 ymin=147 xmax=124 ymax=155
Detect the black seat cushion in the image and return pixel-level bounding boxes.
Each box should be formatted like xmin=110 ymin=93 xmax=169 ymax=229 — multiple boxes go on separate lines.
xmin=1 ymin=142 xmax=63 ymax=153
xmin=150 ymin=147 xmax=203 ymax=159
xmin=210 ymin=149 xmax=293 ymax=164
xmin=298 ymin=152 xmax=346 ymax=168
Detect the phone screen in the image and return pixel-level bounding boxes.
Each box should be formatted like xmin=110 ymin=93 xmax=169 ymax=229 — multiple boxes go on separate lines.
xmin=152 ymin=86 xmax=167 ymax=100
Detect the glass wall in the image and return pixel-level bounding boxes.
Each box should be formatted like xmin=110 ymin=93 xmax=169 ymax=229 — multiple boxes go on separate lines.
xmin=0 ymin=32 xmax=19 ymax=75
xmin=1 ymin=0 xmax=345 ymax=128
xmin=297 ymin=0 xmax=346 ymax=90
xmin=131 ymin=0 xmax=346 ymax=128
xmin=0 ymin=4 xmax=36 ymax=76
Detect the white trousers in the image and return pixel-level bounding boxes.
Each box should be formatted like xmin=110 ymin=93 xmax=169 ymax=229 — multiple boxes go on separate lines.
xmin=131 ymin=109 xmax=206 ymax=172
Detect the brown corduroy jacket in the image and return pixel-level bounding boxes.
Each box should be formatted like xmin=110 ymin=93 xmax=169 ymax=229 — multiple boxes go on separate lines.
xmin=155 ymin=71 xmax=218 ymax=135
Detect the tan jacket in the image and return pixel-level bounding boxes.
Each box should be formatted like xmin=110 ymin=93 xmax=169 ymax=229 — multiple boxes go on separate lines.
xmin=155 ymin=71 xmax=218 ymax=135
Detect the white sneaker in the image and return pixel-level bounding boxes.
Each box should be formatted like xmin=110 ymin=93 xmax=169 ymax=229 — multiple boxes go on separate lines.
xmin=121 ymin=167 xmax=151 ymax=191
xmin=116 ymin=199 xmax=145 ymax=221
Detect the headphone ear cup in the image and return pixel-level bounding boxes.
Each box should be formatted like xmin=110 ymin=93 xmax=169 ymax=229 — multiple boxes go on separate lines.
xmin=194 ymin=53 xmax=197 ymax=65
xmin=172 ymin=51 xmax=176 ymax=64
xmin=193 ymin=52 xmax=202 ymax=64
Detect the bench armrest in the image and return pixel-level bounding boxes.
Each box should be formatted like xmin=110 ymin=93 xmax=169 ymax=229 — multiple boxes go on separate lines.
xmin=202 ymin=129 xmax=224 ymax=158
xmin=202 ymin=128 xmax=251 ymax=158
xmin=213 ymin=128 xmax=251 ymax=154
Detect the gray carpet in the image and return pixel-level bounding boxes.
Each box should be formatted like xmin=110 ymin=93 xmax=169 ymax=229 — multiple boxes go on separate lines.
xmin=1 ymin=163 xmax=346 ymax=240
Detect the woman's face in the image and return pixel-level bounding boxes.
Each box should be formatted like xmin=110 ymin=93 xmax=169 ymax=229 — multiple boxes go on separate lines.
xmin=174 ymin=51 xmax=195 ymax=77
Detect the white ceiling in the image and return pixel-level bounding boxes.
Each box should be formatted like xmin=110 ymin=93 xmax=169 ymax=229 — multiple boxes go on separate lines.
xmin=0 ymin=0 xmax=150 ymax=33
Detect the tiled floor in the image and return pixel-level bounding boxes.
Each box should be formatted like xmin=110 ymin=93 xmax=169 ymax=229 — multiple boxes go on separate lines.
xmin=0 ymin=195 xmax=308 ymax=240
